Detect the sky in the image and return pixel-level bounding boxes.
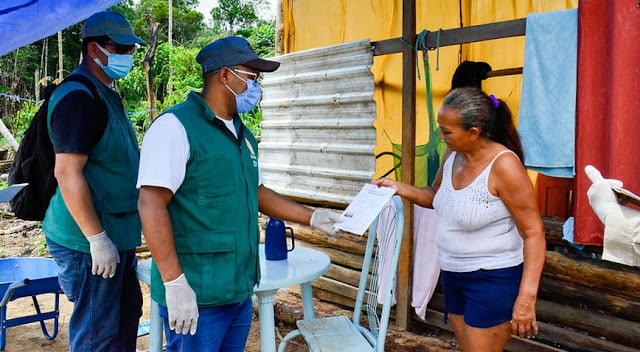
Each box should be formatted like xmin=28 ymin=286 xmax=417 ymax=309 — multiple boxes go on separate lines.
xmin=195 ymin=0 xmax=276 ymax=22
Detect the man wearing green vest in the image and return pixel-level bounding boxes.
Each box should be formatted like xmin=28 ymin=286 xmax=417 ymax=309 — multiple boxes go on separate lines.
xmin=137 ymin=36 xmax=342 ymax=351
xmin=43 ymin=11 xmax=144 ymax=352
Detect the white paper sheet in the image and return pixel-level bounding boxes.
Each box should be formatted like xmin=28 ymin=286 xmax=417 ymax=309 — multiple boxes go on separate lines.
xmin=336 ymin=183 xmax=396 ymax=235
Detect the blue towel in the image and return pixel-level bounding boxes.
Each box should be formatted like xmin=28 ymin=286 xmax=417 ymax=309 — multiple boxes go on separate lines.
xmin=562 ymin=217 xmax=585 ymax=250
xmin=518 ymin=9 xmax=578 ymax=178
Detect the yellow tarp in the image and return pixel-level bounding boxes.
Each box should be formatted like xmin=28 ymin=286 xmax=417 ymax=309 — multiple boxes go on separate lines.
xmin=281 ymin=0 xmax=578 ymax=181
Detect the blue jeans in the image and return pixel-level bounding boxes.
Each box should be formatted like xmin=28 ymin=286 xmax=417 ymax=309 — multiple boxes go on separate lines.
xmin=159 ymin=297 xmax=253 ymax=352
xmin=46 ymin=238 xmax=142 ymax=352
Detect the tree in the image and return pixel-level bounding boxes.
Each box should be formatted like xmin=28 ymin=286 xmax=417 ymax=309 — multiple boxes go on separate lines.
xmin=129 ymin=0 xmax=204 ymax=45
xmin=211 ymin=0 xmax=266 ymax=35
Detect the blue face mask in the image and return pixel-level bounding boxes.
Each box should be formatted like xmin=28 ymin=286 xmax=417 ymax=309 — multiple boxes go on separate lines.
xmin=225 ymin=69 xmax=262 ymax=114
xmin=94 ymin=44 xmax=134 ymax=79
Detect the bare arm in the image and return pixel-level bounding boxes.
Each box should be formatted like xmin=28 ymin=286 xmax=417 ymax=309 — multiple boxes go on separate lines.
xmin=491 ymin=153 xmax=546 ymax=338
xmin=138 ymin=186 xmax=183 ymax=282
xmin=372 ymin=149 xmax=450 ymax=208
xmin=54 ymin=153 xmax=102 ymax=236
xmin=258 ymin=185 xmax=314 ymax=225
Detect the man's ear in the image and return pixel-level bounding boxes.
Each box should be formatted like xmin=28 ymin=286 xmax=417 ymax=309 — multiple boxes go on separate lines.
xmin=87 ymin=42 xmax=100 ymax=58
xmin=217 ymin=67 xmax=231 ymax=84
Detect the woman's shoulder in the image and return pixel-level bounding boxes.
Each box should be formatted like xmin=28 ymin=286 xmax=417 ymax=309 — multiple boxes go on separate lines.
xmin=490 ymin=147 xmax=528 ymax=183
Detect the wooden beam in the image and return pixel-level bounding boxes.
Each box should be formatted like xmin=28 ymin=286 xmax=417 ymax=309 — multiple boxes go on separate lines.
xmin=414 ymin=308 xmax=640 ymax=352
xmin=372 ymin=18 xmax=526 ymax=56
xmin=543 ymin=250 xmax=640 ymax=299
xmin=397 ymin=0 xmax=416 ymax=331
xmin=487 ymin=67 xmax=523 ymax=77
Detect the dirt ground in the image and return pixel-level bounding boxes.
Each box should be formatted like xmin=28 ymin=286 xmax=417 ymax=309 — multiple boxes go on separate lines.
xmin=1 ymin=282 xmax=306 ymax=352
xmin=0 ymin=208 xmax=308 ymax=352
xmin=0 ymin=207 xmax=455 ymax=352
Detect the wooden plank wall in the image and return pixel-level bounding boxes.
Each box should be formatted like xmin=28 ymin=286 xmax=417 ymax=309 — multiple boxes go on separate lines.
xmin=268 ymin=216 xmax=640 ymax=352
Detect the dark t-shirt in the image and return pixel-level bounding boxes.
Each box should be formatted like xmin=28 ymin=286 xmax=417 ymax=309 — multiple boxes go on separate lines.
xmin=50 ymin=90 xmax=107 ymax=154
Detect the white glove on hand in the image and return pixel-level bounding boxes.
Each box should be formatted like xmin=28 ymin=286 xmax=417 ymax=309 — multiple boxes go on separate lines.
xmin=310 ymin=209 xmax=344 ymax=235
xmin=585 ymin=165 xmax=623 ymax=223
xmin=164 ymin=273 xmax=199 ymax=335
xmin=86 ymin=231 xmax=120 ymax=279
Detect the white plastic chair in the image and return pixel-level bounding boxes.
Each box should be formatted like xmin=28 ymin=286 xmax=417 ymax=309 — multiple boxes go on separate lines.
xmin=278 ymin=195 xmax=404 ymax=352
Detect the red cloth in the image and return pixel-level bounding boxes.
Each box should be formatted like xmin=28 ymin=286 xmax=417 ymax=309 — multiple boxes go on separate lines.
xmin=574 ymin=0 xmax=640 ymax=245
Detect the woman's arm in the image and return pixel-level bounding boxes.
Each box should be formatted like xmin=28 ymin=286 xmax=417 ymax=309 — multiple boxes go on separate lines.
xmin=491 ymin=152 xmax=546 ymax=338
xmin=372 ymin=149 xmax=450 ymax=208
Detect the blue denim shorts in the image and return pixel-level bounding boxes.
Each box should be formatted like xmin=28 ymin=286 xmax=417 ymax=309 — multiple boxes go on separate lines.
xmin=441 ymin=264 xmax=523 ymax=328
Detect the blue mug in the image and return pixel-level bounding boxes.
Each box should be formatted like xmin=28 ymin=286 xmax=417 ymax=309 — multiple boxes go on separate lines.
xmin=265 ymin=217 xmax=295 ymax=261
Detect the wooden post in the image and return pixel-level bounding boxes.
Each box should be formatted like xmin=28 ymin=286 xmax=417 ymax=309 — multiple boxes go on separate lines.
xmin=57 ymin=31 xmax=63 ymax=81
xmin=275 ymin=0 xmax=284 ymax=55
xmin=143 ymin=15 xmax=159 ymax=121
xmin=0 ymin=119 xmax=19 ymax=151
xmin=396 ymin=0 xmax=416 ymax=330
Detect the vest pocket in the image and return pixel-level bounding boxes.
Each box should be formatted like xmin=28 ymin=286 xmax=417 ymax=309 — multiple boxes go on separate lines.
xmin=175 ymin=232 xmax=238 ymax=305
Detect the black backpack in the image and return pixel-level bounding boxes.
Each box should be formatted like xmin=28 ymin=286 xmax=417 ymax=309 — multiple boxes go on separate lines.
xmin=8 ymin=74 xmax=106 ymax=221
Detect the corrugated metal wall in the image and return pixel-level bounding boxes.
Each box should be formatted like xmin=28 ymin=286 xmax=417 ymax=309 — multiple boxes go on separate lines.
xmin=259 ymin=40 xmax=376 ymax=206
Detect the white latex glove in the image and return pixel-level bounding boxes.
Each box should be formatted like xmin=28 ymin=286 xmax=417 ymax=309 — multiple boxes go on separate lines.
xmin=585 ymin=165 xmax=640 ymax=266
xmin=164 ymin=273 xmax=199 ymax=335
xmin=86 ymin=231 xmax=120 ymax=279
xmin=310 ymin=209 xmax=344 ymax=235
xmin=585 ymin=165 xmax=623 ymax=223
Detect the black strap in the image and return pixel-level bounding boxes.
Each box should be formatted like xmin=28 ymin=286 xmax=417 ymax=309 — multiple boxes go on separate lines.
xmin=61 ymin=74 xmax=103 ymax=102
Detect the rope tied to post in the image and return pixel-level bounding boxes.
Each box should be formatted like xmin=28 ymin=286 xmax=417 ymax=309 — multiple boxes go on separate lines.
xmin=399 ymin=29 xmax=442 ymax=79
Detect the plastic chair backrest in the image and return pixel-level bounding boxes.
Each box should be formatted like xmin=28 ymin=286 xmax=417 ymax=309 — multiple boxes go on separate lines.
xmin=352 ymin=195 xmax=404 ymax=351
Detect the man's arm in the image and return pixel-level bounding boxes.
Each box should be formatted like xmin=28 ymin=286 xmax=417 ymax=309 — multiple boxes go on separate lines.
xmin=258 ymin=185 xmax=343 ymax=234
xmin=54 ymin=152 xmax=102 ymax=235
xmin=55 ymin=152 xmax=120 ymax=278
xmin=138 ymin=185 xmax=183 ymax=282
xmin=138 ymin=185 xmax=199 ymax=335
xmin=258 ymin=185 xmax=314 ymax=225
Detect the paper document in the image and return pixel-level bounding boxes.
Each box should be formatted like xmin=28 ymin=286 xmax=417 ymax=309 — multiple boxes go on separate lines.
xmin=0 ymin=183 xmax=28 ymax=203
xmin=613 ymin=186 xmax=640 ymax=208
xmin=336 ymin=183 xmax=396 ymax=235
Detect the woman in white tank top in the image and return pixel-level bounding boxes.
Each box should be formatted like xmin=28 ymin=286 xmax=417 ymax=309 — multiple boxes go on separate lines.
xmin=374 ymin=88 xmax=545 ymax=351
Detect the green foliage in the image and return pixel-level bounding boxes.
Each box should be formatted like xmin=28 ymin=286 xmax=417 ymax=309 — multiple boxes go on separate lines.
xmin=34 ymin=234 xmax=49 ymax=257
xmin=211 ymin=0 xmax=265 ymax=35
xmin=240 ymin=21 xmax=276 ymax=57
xmin=129 ymin=0 xmax=204 ymax=45
xmin=1 ymin=1 xmax=276 ymax=142
xmin=240 ymin=109 xmax=263 ymax=137
xmin=10 ymin=101 xmax=39 ymax=137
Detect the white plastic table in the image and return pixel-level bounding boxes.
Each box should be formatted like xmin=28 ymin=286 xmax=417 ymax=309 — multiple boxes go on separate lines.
xmin=136 ymin=245 xmax=330 ymax=352
xmin=255 ymin=245 xmax=331 ymax=352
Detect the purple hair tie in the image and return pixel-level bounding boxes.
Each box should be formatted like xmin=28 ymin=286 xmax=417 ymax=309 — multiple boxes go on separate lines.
xmin=489 ymin=94 xmax=500 ymax=109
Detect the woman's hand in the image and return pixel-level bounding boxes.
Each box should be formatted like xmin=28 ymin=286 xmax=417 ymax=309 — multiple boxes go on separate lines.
xmin=511 ymin=294 xmax=538 ymax=338
xmin=372 ymin=178 xmax=400 ymax=193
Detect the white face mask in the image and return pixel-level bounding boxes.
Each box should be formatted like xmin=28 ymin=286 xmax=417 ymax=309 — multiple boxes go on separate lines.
xmin=93 ymin=44 xmax=134 ymax=79
xmin=225 ymin=68 xmax=262 ymax=114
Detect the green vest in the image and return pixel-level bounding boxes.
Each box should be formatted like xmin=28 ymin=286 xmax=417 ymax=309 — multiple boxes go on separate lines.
xmin=150 ymin=91 xmax=260 ymax=307
xmin=43 ymin=67 xmax=141 ymax=252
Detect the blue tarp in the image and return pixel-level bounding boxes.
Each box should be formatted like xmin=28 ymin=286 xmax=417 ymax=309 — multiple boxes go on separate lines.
xmin=0 ymin=0 xmax=122 ymax=57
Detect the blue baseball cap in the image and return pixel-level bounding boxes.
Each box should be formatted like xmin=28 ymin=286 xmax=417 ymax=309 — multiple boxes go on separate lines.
xmin=81 ymin=11 xmax=145 ymax=45
xmin=196 ymin=36 xmax=280 ymax=74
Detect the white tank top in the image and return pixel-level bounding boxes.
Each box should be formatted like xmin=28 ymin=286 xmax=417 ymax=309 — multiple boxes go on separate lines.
xmin=432 ymin=150 xmax=524 ymax=272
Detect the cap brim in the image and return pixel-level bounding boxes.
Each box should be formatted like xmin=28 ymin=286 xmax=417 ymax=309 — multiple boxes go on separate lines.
xmin=243 ymin=58 xmax=280 ymax=72
xmin=108 ymin=34 xmax=147 ymax=46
